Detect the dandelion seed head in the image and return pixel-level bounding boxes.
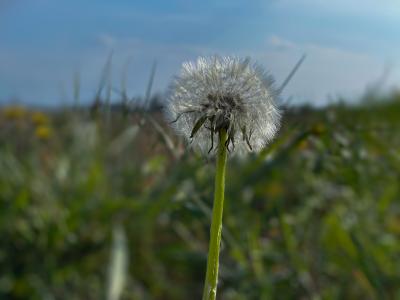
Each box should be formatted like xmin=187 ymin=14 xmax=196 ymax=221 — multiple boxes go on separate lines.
xmin=165 ymin=56 xmax=281 ymax=155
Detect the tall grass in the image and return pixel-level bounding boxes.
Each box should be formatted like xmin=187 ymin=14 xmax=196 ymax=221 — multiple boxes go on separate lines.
xmin=1 ymin=70 xmax=400 ymax=298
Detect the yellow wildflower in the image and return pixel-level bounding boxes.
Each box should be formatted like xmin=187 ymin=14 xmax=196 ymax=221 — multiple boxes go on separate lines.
xmin=2 ymin=106 xmax=27 ymax=120
xmin=31 ymin=111 xmax=50 ymax=126
xmin=35 ymin=125 xmax=52 ymax=140
xmin=266 ymin=182 xmax=283 ymax=198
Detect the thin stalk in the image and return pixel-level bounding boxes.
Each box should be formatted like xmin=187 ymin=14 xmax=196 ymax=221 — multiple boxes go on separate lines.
xmin=202 ymin=130 xmax=228 ymax=300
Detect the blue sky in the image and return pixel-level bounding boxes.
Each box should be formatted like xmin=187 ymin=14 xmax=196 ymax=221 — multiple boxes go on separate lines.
xmin=1 ymin=0 xmax=400 ymax=106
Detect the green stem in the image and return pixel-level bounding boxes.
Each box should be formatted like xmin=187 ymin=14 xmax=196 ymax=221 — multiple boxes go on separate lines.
xmin=202 ymin=130 xmax=228 ymax=300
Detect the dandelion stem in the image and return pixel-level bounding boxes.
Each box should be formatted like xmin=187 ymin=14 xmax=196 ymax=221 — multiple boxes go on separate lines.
xmin=202 ymin=129 xmax=228 ymax=300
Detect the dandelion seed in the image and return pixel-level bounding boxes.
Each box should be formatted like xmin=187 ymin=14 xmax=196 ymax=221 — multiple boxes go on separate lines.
xmin=165 ymin=56 xmax=281 ymax=155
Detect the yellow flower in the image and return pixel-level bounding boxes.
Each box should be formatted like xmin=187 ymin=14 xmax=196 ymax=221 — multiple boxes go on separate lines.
xmin=266 ymin=182 xmax=283 ymax=198
xmin=31 ymin=111 xmax=50 ymax=126
xmin=297 ymin=139 xmax=309 ymax=151
xmin=2 ymin=106 xmax=27 ymax=120
xmin=35 ymin=125 xmax=52 ymax=140
xmin=312 ymin=123 xmax=325 ymax=135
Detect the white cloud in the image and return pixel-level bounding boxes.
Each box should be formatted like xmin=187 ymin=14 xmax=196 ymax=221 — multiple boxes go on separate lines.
xmin=271 ymin=0 xmax=400 ymax=18
xmin=267 ymin=35 xmax=296 ymax=51
xmin=96 ymin=33 xmax=117 ymax=49
xmin=252 ymin=35 xmax=400 ymax=105
xmin=1 ymin=29 xmax=399 ymax=106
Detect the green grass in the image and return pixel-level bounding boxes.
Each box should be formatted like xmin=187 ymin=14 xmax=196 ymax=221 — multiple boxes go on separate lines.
xmin=1 ymin=93 xmax=400 ymax=299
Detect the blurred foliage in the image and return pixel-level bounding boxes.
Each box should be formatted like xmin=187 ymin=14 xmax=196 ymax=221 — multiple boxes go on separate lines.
xmin=1 ymin=92 xmax=400 ymax=300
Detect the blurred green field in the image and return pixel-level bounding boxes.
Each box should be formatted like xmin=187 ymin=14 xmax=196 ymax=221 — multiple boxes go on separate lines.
xmin=1 ymin=93 xmax=400 ymax=300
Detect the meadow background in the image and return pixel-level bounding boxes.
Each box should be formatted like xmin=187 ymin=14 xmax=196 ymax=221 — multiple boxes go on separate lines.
xmin=2 ymin=1 xmax=400 ymax=299
xmin=1 ymin=86 xmax=400 ymax=299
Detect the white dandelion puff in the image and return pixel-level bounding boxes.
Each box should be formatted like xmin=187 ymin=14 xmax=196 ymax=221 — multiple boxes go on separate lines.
xmin=165 ymin=56 xmax=281 ymax=155
xmin=163 ymin=55 xmax=304 ymax=300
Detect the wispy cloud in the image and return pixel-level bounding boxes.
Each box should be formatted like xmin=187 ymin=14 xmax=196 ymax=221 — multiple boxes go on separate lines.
xmin=271 ymin=0 xmax=400 ymax=17
xmin=267 ymin=35 xmax=297 ymax=51
xmin=256 ymin=35 xmax=397 ymax=104
xmin=0 ymin=1 xmax=399 ymax=105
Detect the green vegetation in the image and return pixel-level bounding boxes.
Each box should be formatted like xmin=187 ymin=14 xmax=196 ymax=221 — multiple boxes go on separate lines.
xmin=1 ymin=93 xmax=400 ymax=299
